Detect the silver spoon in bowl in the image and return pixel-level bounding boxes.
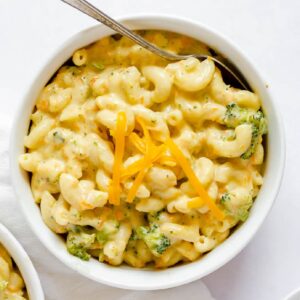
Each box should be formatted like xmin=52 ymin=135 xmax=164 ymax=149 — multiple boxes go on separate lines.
xmin=61 ymin=0 xmax=250 ymax=90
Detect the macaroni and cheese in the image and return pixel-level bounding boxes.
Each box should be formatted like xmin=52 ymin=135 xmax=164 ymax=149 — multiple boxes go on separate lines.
xmin=19 ymin=31 xmax=267 ymax=268
xmin=0 ymin=244 xmax=28 ymax=299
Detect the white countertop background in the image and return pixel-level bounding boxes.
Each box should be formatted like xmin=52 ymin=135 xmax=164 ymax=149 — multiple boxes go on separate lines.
xmin=1 ymin=0 xmax=299 ymax=299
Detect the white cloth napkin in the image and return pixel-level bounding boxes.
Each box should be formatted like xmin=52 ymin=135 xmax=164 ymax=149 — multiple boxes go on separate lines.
xmin=0 ymin=92 xmax=214 ymax=299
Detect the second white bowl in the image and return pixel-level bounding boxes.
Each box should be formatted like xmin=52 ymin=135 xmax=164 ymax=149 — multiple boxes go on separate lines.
xmin=0 ymin=224 xmax=44 ymax=299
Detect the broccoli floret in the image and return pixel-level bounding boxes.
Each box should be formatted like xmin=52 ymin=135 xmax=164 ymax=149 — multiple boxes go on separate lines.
xmin=66 ymin=230 xmax=95 ymax=261
xmin=223 ymin=103 xmax=267 ymax=159
xmin=223 ymin=103 xmax=251 ymax=128
xmin=137 ymin=224 xmax=170 ymax=256
xmin=241 ymin=111 xmax=267 ymax=159
xmin=96 ymin=220 xmax=119 ymax=245
xmin=220 ymin=192 xmax=253 ymax=222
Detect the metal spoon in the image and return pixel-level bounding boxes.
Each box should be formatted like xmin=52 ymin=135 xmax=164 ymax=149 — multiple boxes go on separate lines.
xmin=61 ymin=0 xmax=250 ymax=90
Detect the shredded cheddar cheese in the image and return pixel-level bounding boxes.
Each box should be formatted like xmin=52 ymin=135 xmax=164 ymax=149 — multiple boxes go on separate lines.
xmin=129 ymin=133 xmax=176 ymax=166
xmin=125 ymin=145 xmax=167 ymax=202
xmin=165 ymin=138 xmax=225 ymax=220
xmin=121 ymin=157 xmax=147 ymax=180
xmin=109 ymin=112 xmax=127 ymax=205
xmin=129 ymin=132 xmax=147 ymax=153
xmin=124 ymin=119 xmax=168 ymax=202
xmin=125 ymin=122 xmax=176 ymax=177
xmin=187 ymin=197 xmax=204 ymax=209
xmin=127 ymin=167 xmax=151 ymax=203
xmin=157 ymin=154 xmax=177 ymax=167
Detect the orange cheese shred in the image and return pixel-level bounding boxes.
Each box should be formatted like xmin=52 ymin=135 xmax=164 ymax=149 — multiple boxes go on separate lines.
xmin=157 ymin=154 xmax=177 ymax=167
xmin=109 ymin=111 xmax=127 ymax=205
xmin=125 ymin=145 xmax=167 ymax=202
xmin=126 ymin=167 xmax=150 ymax=203
xmin=121 ymin=157 xmax=150 ymax=180
xmin=151 ymin=144 xmax=167 ymax=161
xmin=125 ymin=145 xmax=166 ymax=203
xmin=123 ymin=117 xmax=172 ymax=202
xmin=165 ymin=138 xmax=225 ymax=220
xmin=121 ymin=145 xmax=167 ymax=180
xmin=187 ymin=197 xmax=204 ymax=209
xmin=129 ymin=132 xmax=147 ymax=153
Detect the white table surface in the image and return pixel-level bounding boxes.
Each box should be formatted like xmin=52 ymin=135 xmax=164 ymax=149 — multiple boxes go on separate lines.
xmin=1 ymin=0 xmax=299 ymax=299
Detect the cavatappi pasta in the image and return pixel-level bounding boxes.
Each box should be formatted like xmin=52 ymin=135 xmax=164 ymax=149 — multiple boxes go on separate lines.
xmin=19 ymin=30 xmax=267 ymax=268
xmin=0 ymin=244 xmax=27 ymax=299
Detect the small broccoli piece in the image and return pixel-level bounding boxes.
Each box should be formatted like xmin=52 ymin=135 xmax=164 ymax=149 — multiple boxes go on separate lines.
xmin=66 ymin=230 xmax=95 ymax=261
xmin=0 ymin=280 xmax=8 ymax=291
xmin=129 ymin=229 xmax=138 ymax=241
xmin=96 ymin=220 xmax=119 ymax=245
xmin=137 ymin=224 xmax=170 ymax=256
xmin=241 ymin=126 xmax=260 ymax=159
xmin=223 ymin=103 xmax=252 ymax=128
xmin=237 ymin=208 xmax=250 ymax=222
xmin=241 ymin=111 xmax=267 ymax=159
xmin=220 ymin=192 xmax=231 ymax=204
xmin=220 ymin=192 xmax=253 ymax=222
xmin=99 ymin=250 xmax=105 ymax=262
xmin=147 ymin=211 xmax=163 ymax=224
xmin=223 ymin=103 xmax=267 ymax=159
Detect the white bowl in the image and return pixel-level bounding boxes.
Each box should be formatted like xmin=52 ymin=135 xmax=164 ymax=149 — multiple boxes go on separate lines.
xmin=10 ymin=14 xmax=285 ymax=290
xmin=0 ymin=224 xmax=44 ymax=299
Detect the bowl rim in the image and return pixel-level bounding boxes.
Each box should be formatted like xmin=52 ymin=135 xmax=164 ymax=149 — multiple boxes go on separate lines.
xmin=9 ymin=13 xmax=286 ymax=290
xmin=0 ymin=223 xmax=44 ymax=299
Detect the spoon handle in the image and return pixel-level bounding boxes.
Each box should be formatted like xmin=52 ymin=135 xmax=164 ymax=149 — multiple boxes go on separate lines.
xmin=61 ymin=0 xmax=182 ymax=60
xmin=61 ymin=0 xmax=250 ymax=90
